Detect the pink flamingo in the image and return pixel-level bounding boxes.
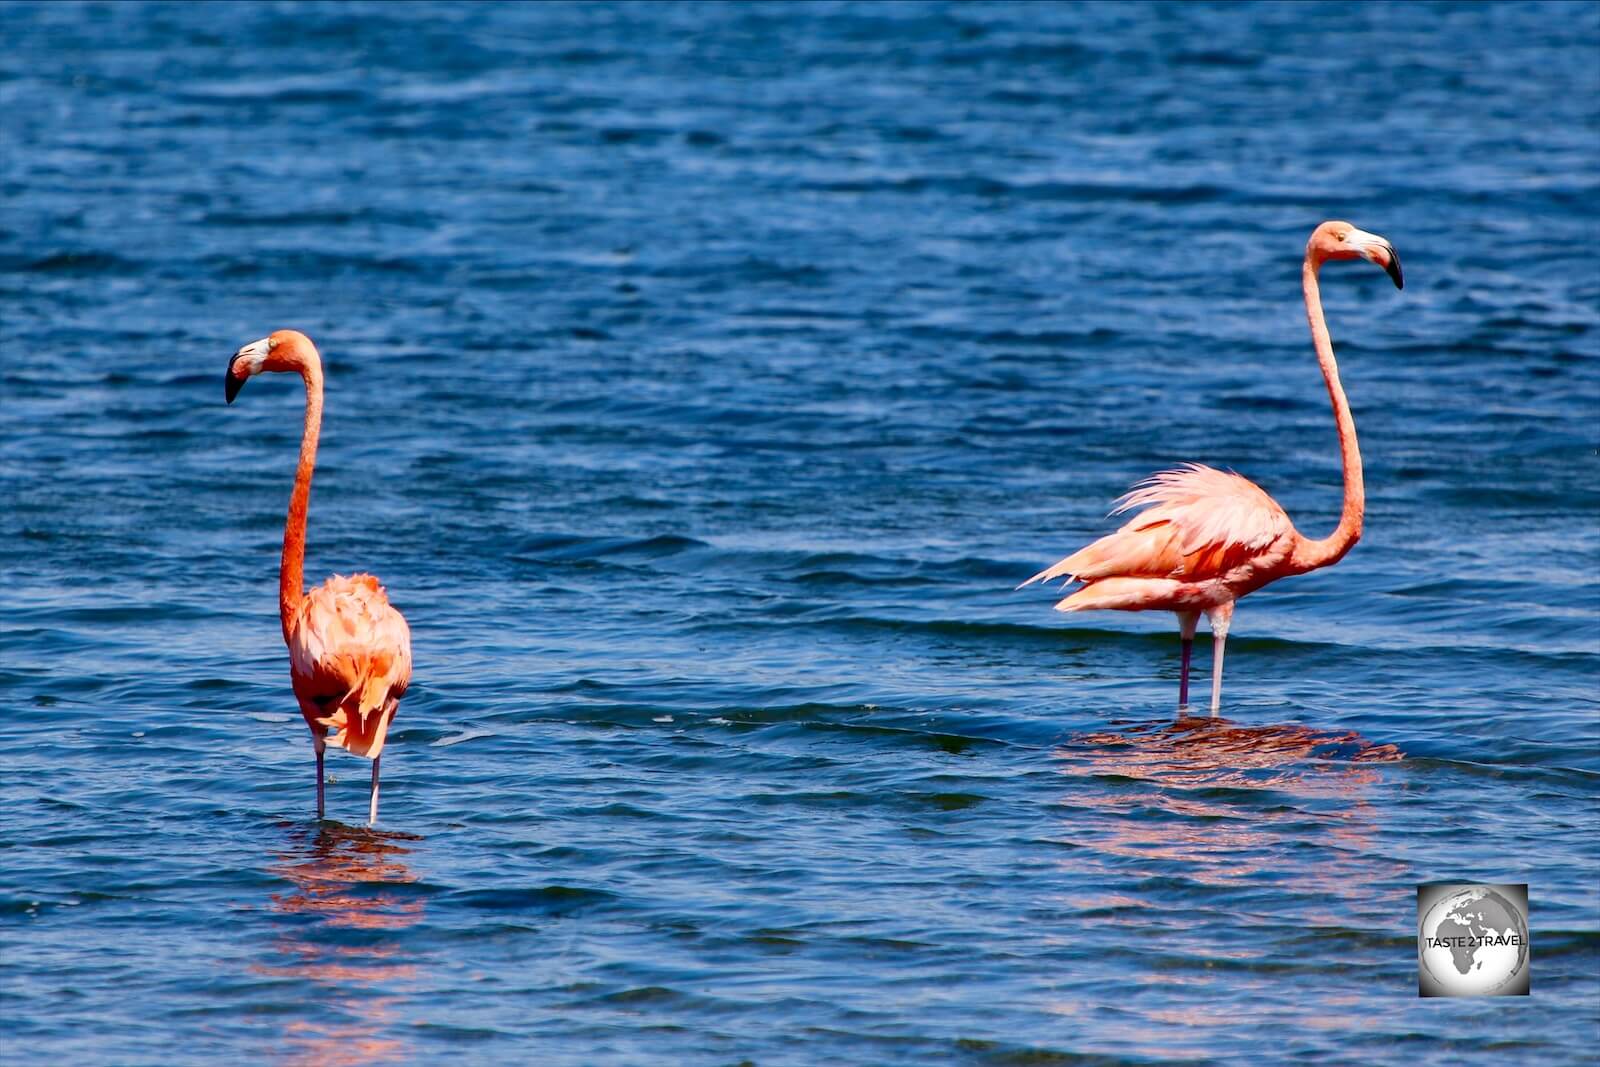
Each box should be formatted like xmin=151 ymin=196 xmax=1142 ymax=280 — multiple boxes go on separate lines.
xmin=1022 ymin=221 xmax=1403 ymax=714
xmin=226 ymin=330 xmax=412 ymax=824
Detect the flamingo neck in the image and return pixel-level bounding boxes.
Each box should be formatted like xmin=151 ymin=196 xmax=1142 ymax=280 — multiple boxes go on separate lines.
xmin=280 ymin=352 xmax=323 ymax=638
xmin=1292 ymin=256 xmax=1364 ymax=573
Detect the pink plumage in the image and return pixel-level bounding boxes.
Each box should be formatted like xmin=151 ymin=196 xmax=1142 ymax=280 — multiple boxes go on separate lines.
xmin=1022 ymin=464 xmax=1294 ymax=603
xmin=288 ymin=573 xmax=412 ymax=760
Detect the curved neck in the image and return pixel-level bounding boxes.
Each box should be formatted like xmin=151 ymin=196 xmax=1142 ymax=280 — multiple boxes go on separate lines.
xmin=1292 ymin=256 xmax=1364 ymax=572
xmin=280 ymin=354 xmax=323 ymax=638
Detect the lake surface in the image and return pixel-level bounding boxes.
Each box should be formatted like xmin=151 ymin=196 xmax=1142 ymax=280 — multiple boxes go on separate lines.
xmin=2 ymin=2 xmax=1597 ymax=1063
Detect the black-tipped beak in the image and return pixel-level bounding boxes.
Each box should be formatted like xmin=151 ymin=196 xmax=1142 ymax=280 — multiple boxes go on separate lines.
xmin=225 ymin=364 xmax=245 ymax=404
xmin=1382 ymin=244 xmax=1403 ymax=290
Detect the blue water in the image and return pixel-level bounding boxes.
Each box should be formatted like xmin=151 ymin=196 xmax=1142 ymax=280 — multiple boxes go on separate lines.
xmin=2 ymin=1 xmax=1598 ymax=1063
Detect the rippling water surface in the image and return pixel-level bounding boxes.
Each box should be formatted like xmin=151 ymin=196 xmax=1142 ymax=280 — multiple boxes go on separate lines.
xmin=3 ymin=2 xmax=1598 ymax=1063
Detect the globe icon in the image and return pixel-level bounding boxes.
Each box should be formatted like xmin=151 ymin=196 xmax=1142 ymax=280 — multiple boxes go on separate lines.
xmin=1419 ymin=886 xmax=1529 ymax=995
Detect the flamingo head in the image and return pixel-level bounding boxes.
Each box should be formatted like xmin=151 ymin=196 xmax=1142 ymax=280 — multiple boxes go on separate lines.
xmin=225 ymin=329 xmax=316 ymax=403
xmin=1309 ymin=221 xmax=1403 ymax=290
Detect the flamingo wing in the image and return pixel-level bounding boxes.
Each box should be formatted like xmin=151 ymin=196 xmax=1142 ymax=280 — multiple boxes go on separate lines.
xmin=1022 ymin=464 xmax=1296 ymax=589
xmin=288 ymin=573 xmax=412 ymax=758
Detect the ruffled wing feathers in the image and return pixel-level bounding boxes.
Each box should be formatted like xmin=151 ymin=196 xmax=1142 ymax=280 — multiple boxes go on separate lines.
xmin=1022 ymin=464 xmax=1294 ymax=590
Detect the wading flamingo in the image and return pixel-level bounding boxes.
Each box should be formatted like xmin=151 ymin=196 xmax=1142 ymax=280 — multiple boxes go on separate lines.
xmin=226 ymin=330 xmax=412 ymax=824
xmin=1021 ymin=221 xmax=1403 ymax=714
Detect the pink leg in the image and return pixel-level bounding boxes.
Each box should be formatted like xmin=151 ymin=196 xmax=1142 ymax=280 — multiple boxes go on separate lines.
xmin=1179 ymin=639 xmax=1193 ymax=706
xmin=1177 ymin=612 xmax=1199 ymax=711
xmin=315 ymin=738 xmax=326 ymax=819
xmin=368 ymin=756 xmax=381 ymax=827
xmin=1206 ymin=602 xmax=1235 ymax=716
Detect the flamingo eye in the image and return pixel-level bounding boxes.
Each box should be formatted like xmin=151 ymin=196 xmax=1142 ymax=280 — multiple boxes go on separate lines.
xmin=1336 ymin=231 xmax=1349 ymax=242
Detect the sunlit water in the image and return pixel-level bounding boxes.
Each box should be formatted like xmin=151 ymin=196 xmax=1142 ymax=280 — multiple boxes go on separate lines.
xmin=2 ymin=2 xmax=1597 ymax=1063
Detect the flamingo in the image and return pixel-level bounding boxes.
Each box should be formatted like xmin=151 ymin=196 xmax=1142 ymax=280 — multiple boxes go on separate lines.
xmin=1021 ymin=221 xmax=1403 ymax=714
xmin=226 ymin=330 xmax=412 ymax=824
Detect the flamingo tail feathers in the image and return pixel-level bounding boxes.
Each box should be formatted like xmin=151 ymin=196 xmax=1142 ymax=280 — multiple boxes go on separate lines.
xmin=315 ymin=653 xmax=400 ymax=759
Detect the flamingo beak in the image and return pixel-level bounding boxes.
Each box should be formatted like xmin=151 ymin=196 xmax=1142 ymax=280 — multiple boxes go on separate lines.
xmin=1350 ymin=229 xmax=1403 ymax=290
xmin=225 ymin=338 xmax=270 ymax=404
xmin=225 ymin=361 xmax=245 ymax=403
xmin=1378 ymin=243 xmax=1403 ymax=290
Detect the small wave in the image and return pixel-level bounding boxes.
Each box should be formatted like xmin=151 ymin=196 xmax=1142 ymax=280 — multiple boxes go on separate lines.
xmin=1170 ymin=49 xmax=1263 ymax=68
xmin=15 ymin=251 xmax=136 ymax=275
xmin=430 ymin=729 xmax=495 ymax=748
xmin=175 ymin=83 xmax=370 ymax=106
xmin=449 ymin=885 xmax=619 ymax=915
xmin=798 ymin=174 xmax=1231 ymax=205
xmin=511 ymin=532 xmax=709 ymax=562
xmin=1215 ymin=393 xmax=1317 ymax=412
xmin=792 ymin=569 xmax=939 ymax=589
xmin=201 ymin=250 xmax=427 ymax=278
xmin=200 ymin=208 xmax=421 ymax=228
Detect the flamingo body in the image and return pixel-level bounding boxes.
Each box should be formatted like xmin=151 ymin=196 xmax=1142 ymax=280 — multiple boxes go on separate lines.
xmin=288 ymin=573 xmax=412 ymax=760
xmin=1024 ymin=221 xmax=1404 ymax=713
xmin=1024 ymin=464 xmax=1297 ymax=614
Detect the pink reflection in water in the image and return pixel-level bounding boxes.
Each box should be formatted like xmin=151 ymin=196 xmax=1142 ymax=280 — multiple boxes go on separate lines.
xmin=1040 ymin=716 xmax=1410 ymax=1056
xmin=253 ymin=823 xmax=425 ymax=1066
xmin=1055 ymin=715 xmax=1405 ymax=890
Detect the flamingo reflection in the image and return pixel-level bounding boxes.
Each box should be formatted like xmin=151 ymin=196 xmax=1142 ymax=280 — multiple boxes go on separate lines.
xmin=255 ymin=822 xmax=424 ymax=1065
xmin=1042 ymin=716 xmax=1408 ymax=1051
xmin=1055 ymin=715 xmax=1403 ymax=892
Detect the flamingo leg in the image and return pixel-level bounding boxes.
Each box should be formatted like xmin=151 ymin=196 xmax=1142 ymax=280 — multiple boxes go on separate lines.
xmin=314 ymin=736 xmax=326 ymax=819
xmin=1177 ymin=612 xmax=1199 ymax=710
xmin=1206 ymin=602 xmax=1235 ymax=716
xmin=368 ymin=755 xmax=381 ymax=827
